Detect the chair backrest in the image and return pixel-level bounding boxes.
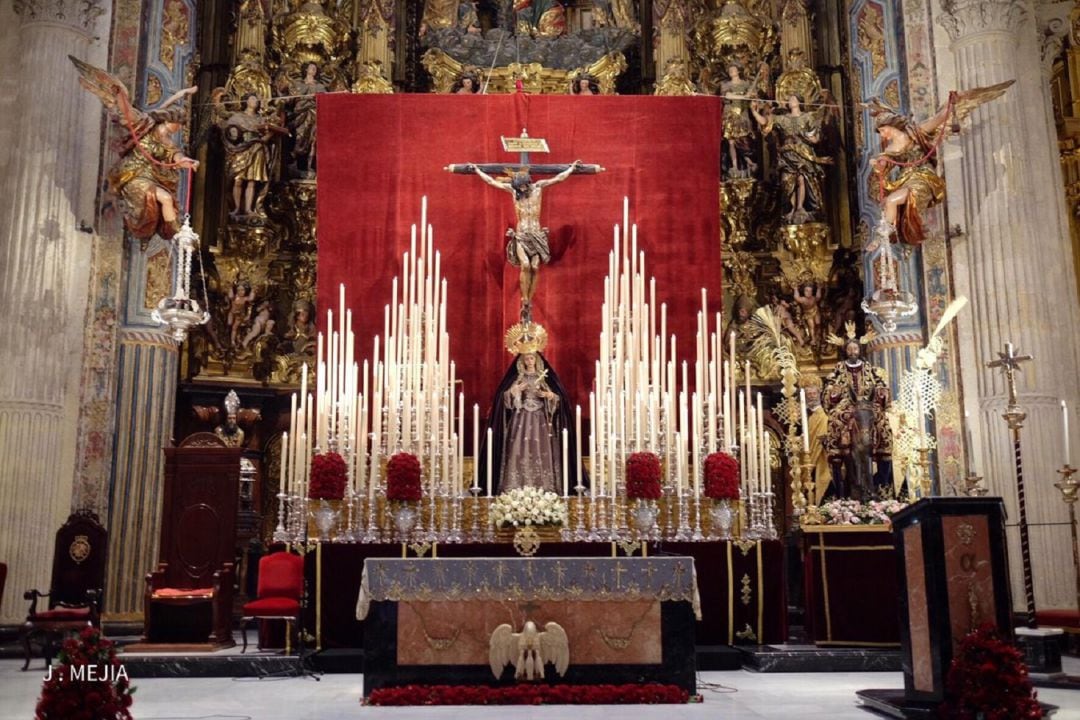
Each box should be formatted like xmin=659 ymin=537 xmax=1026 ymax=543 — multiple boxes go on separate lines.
xmin=50 ymin=510 xmax=108 ymax=608
xmin=159 ymin=446 xmax=241 ymax=589
xmin=256 ymin=552 xmax=304 ymax=600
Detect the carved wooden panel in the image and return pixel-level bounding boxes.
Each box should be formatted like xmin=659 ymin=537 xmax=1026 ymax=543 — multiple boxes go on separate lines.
xmin=160 ymin=447 xmax=241 ymax=589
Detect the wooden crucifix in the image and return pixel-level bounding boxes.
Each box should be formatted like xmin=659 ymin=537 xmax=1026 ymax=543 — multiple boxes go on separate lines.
xmin=446 ymin=129 xmax=604 ymax=322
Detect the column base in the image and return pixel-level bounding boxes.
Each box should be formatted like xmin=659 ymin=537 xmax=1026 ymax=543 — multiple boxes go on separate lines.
xmin=1015 ymin=626 xmax=1065 ymax=678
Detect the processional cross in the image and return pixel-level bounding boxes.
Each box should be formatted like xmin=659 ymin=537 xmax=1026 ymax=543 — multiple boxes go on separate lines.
xmin=985 ymin=341 xmax=1037 ymax=627
xmin=986 ymin=341 xmax=1033 ymax=428
xmin=446 ymin=129 xmax=603 ymax=322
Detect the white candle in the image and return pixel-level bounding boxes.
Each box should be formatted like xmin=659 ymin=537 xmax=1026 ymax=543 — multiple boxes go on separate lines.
xmin=1063 ymin=400 xmax=1071 ymax=467
xmin=744 ymin=360 xmax=751 ymax=407
xmin=674 ymin=431 xmax=683 ymax=497
xmin=368 ymin=432 xmax=379 ymax=502
xmin=589 ymin=423 xmax=597 ymax=499
xmin=562 ymin=429 xmax=569 ymax=497
xmin=634 ymin=393 xmax=642 ymax=450
xmin=708 ymin=391 xmax=717 ymax=453
xmin=747 ymin=407 xmax=757 ymax=495
xmin=692 ymin=392 xmax=700 ymax=496
xmin=280 ymin=430 xmax=289 ymax=496
xmin=738 ymin=391 xmax=746 ymax=490
xmin=486 ymin=428 xmax=493 ymax=496
xmin=609 ymin=434 xmax=617 ymax=498
xmin=800 ymin=389 xmax=810 ymax=453
xmin=762 ymin=433 xmax=771 ymax=493
xmin=472 ymin=404 xmax=480 ymax=489
xmin=575 ymin=405 xmax=582 ymax=491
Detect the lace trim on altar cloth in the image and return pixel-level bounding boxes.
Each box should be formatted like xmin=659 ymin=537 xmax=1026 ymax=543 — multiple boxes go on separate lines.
xmin=355 ymin=557 xmax=701 ymax=621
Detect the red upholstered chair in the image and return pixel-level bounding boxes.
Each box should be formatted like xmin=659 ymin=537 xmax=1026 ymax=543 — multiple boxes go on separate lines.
xmin=240 ymin=551 xmax=304 ymax=653
xmin=21 ymin=510 xmax=107 ymax=670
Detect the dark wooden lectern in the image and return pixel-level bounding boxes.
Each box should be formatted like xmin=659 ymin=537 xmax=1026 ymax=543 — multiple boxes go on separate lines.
xmin=857 ymin=497 xmax=1014 ymax=718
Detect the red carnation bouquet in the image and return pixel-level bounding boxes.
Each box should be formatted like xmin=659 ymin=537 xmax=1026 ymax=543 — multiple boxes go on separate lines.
xmin=704 ymin=452 xmax=740 ymax=500
xmin=36 ymin=626 xmax=134 ymax=720
xmin=308 ymin=452 xmax=347 ymax=500
xmin=367 ymin=682 xmax=690 ymax=706
xmin=386 ymin=452 xmax=422 ymax=502
xmin=939 ymin=624 xmax=1042 ymax=720
xmin=625 ymin=452 xmax=662 ymax=500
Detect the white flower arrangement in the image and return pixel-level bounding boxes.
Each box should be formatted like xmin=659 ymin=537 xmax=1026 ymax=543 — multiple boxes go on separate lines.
xmin=490 ymin=486 xmax=568 ymax=529
xmin=803 ymin=498 xmax=908 ymax=526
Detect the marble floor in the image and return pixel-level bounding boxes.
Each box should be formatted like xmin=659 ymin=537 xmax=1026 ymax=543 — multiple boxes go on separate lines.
xmin=1 ymin=658 xmax=1077 ymax=719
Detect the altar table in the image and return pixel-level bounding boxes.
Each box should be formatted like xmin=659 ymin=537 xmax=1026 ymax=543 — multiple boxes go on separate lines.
xmin=802 ymin=526 xmax=900 ymax=647
xmin=303 ymin=539 xmax=786 ymax=651
xmin=356 ymin=556 xmax=700 ymax=694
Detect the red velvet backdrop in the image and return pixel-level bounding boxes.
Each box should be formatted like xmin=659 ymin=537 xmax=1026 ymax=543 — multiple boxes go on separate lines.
xmin=317 ymin=93 xmax=723 ymax=424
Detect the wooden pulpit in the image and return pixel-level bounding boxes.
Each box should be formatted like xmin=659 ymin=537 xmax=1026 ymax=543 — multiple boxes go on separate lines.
xmin=858 ymin=497 xmax=1014 ymax=717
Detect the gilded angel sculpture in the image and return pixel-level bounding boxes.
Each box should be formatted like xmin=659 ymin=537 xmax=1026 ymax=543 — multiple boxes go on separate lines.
xmin=210 ymin=89 xmax=288 ymax=218
xmin=278 ymin=62 xmax=328 ymax=178
xmin=750 ymin=93 xmax=834 ymax=224
xmin=70 ymin=56 xmax=200 ymax=245
xmin=720 ymin=61 xmax=767 ymax=178
xmin=866 ymin=81 xmax=1014 ymax=246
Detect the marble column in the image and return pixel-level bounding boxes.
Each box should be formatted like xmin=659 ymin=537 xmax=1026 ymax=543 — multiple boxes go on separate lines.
xmin=0 ymin=0 xmax=107 ymax=623
xmin=938 ymin=0 xmax=1080 ymax=610
xmin=104 ymin=325 xmax=178 ymax=617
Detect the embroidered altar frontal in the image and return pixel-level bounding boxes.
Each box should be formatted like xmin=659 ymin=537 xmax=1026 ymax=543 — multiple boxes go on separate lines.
xmin=357 ymin=556 xmax=700 ymax=694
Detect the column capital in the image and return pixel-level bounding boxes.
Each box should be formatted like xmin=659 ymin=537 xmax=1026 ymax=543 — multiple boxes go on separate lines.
xmin=13 ymin=0 xmax=105 ymax=32
xmin=937 ymin=0 xmax=1028 ymax=42
xmin=1036 ymin=1 xmax=1073 ymax=78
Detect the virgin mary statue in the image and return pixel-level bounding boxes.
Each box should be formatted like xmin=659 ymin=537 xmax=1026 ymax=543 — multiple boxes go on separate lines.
xmin=480 ymin=353 xmax=585 ymax=495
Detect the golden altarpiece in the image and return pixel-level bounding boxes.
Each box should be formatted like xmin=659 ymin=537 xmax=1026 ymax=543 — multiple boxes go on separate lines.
xmin=170 ymin=0 xmax=923 ymax=550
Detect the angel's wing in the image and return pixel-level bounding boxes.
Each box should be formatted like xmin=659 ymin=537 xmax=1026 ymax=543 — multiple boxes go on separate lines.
xmin=69 ymin=55 xmax=133 ymax=120
xmin=948 ymin=81 xmax=1014 ymax=126
xmin=488 ymin=624 xmax=515 ymax=679
xmin=539 ymin=622 xmax=570 ymax=676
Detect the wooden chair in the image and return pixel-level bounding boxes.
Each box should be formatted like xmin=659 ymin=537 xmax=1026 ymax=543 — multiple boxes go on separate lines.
xmin=240 ymin=551 xmax=304 ymax=653
xmin=21 ymin=510 xmax=107 ymax=670
xmin=142 ymin=435 xmax=241 ymax=648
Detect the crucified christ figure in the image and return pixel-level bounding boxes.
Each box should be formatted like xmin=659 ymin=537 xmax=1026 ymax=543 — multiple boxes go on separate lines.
xmin=465 ymin=160 xmax=582 ymax=320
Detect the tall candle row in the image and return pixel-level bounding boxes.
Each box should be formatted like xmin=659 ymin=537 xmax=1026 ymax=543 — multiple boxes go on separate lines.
xmin=588 ymin=199 xmax=775 ymax=501
xmin=282 ymin=283 xmax=369 ymax=499
xmin=590 ymin=199 xmax=743 ymax=499
xmin=592 ymin=198 xmax=683 ymax=498
xmin=370 ymin=196 xmax=464 ymax=498
xmin=280 ymin=197 xmax=467 ymax=521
